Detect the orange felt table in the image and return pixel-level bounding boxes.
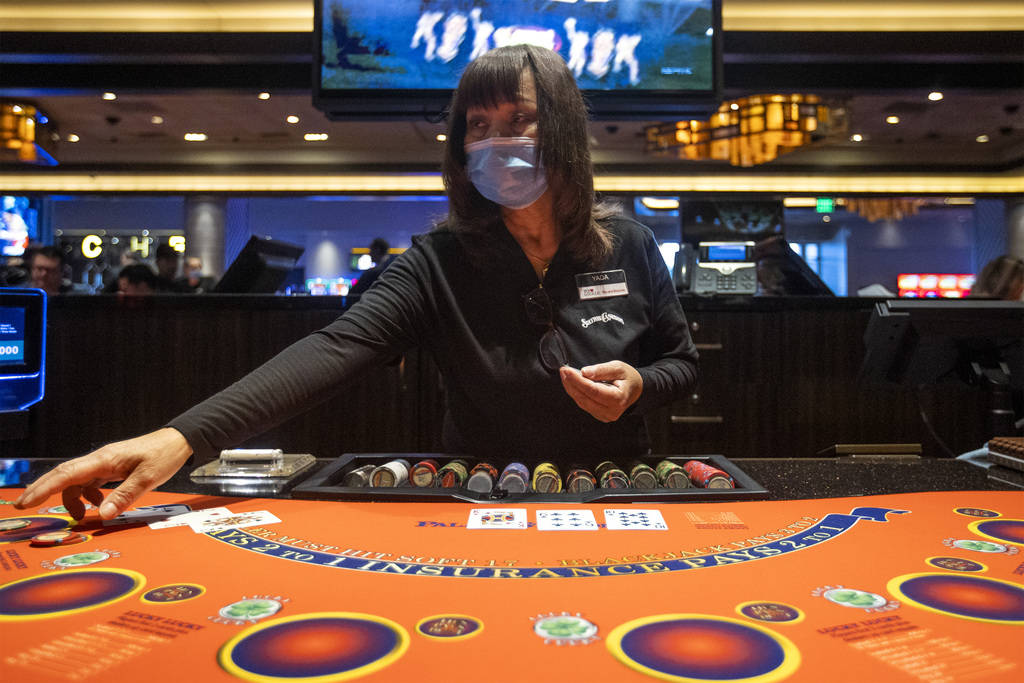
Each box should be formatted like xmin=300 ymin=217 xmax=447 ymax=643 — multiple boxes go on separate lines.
xmin=1 ymin=489 xmax=1022 ymax=683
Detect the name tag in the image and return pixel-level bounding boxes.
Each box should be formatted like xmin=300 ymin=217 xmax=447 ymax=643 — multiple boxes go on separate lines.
xmin=576 ymin=269 xmax=628 ymax=300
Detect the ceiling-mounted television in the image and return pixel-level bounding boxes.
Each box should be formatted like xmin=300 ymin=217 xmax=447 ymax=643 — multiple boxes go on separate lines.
xmin=313 ymin=0 xmax=722 ymax=121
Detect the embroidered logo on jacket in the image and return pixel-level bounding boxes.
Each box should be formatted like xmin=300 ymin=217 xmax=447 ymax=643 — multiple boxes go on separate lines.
xmin=581 ymin=312 xmax=625 ymax=328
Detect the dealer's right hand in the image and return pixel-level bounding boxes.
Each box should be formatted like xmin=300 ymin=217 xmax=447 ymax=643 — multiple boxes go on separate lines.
xmin=13 ymin=427 xmax=193 ymax=520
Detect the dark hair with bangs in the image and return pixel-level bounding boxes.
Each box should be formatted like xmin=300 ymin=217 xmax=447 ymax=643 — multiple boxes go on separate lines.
xmin=441 ymin=44 xmax=614 ymax=268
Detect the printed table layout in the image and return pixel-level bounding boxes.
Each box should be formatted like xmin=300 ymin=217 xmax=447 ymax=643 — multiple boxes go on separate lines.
xmin=1 ymin=489 xmax=1022 ymax=682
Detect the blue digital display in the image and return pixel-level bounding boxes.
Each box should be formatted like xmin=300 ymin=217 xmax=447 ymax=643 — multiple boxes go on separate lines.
xmin=320 ymin=0 xmax=716 ymax=92
xmin=706 ymin=244 xmax=748 ymax=262
xmin=316 ymin=0 xmax=720 ymax=119
xmin=0 ymin=308 xmax=25 ymax=366
xmin=0 ymin=288 xmax=45 ymax=411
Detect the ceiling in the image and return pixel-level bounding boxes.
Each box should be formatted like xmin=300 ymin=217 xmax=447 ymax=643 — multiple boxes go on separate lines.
xmin=22 ymin=90 xmax=1023 ymax=173
xmin=1 ymin=3 xmax=1022 ymax=192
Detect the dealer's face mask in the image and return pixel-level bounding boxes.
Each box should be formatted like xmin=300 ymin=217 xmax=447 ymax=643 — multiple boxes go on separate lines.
xmin=465 ymin=137 xmax=548 ymax=210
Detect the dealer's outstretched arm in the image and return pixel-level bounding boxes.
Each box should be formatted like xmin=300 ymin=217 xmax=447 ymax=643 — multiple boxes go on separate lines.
xmin=14 ymin=427 xmax=192 ymax=520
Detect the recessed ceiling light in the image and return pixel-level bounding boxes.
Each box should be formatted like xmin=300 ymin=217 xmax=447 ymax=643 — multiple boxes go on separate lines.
xmin=303 ymin=133 xmax=329 ymax=141
xmin=850 ymin=133 xmax=863 ymax=142
xmin=885 ymin=115 xmax=900 ymax=124
xmin=286 ymin=115 xmax=300 ymax=124
xmin=67 ymin=134 xmax=80 ymax=143
xmin=436 ymin=134 xmax=447 ymax=142
xmin=184 ymin=132 xmax=208 ymax=142
xmin=976 ymin=134 xmax=990 ymax=143
xmin=928 ymin=92 xmax=944 ymax=101
xmin=258 ymin=92 xmax=271 ymax=100
xmin=102 ymin=92 xmax=117 ymax=101
xmin=729 ymin=103 xmax=739 ymax=111
xmin=150 ymin=115 xmax=164 ymax=125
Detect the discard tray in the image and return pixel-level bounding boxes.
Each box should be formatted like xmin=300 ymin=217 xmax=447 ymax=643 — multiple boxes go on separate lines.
xmin=292 ymin=454 xmax=768 ymax=503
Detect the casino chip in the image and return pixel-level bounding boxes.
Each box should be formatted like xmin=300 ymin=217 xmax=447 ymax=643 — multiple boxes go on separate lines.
xmin=31 ymin=530 xmax=87 ymax=547
xmin=0 ymin=519 xmax=31 ymax=531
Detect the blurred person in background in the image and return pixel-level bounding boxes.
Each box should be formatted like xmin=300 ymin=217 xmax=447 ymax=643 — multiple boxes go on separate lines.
xmin=28 ymin=246 xmax=70 ymax=295
xmin=154 ymin=244 xmax=189 ymax=292
xmin=348 ymin=237 xmax=393 ymax=296
xmin=176 ymin=255 xmax=216 ymax=293
xmin=970 ymin=255 xmax=1024 ymax=301
xmin=117 ymin=263 xmax=160 ymax=296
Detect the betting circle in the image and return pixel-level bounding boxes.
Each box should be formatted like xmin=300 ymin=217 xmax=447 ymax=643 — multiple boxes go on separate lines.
xmin=0 ymin=515 xmax=72 ymax=544
xmin=606 ymin=613 xmax=800 ymax=682
xmin=218 ymin=612 xmax=409 ymax=682
xmin=0 ymin=568 xmax=146 ymax=620
xmin=968 ymin=518 xmax=1024 ymax=546
xmin=887 ymin=573 xmax=1024 ymax=624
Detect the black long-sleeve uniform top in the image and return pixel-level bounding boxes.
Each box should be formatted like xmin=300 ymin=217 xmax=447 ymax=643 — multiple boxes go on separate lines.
xmin=168 ymin=216 xmax=699 ymax=462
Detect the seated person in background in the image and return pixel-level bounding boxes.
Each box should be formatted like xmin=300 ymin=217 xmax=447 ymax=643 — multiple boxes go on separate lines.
xmin=175 ymin=256 xmax=216 ymax=293
xmin=28 ymin=245 xmax=71 ymax=295
xmin=154 ymin=244 xmax=189 ymax=292
xmin=15 ymin=44 xmax=698 ymax=521
xmin=117 ymin=263 xmax=160 ymax=296
xmin=970 ymin=255 xmax=1024 ymax=301
xmin=347 ymin=238 xmax=392 ymax=296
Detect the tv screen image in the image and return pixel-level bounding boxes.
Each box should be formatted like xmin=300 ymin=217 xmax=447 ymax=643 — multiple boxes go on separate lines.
xmin=1 ymin=196 xmax=37 ymax=258
xmin=315 ymin=0 xmax=721 ymax=119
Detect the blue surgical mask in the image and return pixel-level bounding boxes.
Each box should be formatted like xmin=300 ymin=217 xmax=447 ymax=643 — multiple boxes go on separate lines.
xmin=465 ymin=137 xmax=548 ymax=209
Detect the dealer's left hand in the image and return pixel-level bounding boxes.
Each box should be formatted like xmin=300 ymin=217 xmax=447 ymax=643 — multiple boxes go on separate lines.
xmin=559 ymin=361 xmax=643 ymax=422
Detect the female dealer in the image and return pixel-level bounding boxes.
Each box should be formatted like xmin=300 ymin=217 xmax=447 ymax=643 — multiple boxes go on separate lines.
xmin=16 ymin=44 xmax=698 ymax=519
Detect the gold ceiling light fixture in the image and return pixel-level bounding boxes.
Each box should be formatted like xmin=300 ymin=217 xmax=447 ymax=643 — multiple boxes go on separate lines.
xmin=644 ymin=94 xmax=846 ymax=167
xmin=1 ymin=101 xmax=43 ymax=164
xmin=842 ymin=197 xmax=926 ymax=223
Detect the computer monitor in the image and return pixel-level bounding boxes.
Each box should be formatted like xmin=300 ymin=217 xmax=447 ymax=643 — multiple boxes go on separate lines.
xmin=0 ymin=288 xmax=46 ymax=412
xmin=861 ymin=299 xmax=1024 ymax=438
xmin=213 ymin=237 xmax=305 ymax=294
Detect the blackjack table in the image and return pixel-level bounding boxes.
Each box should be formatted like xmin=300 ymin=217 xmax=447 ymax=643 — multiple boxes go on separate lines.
xmin=1 ymin=456 xmax=1022 ymax=683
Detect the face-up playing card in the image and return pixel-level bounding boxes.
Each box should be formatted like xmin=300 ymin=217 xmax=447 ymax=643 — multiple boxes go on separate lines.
xmin=536 ymin=509 xmax=598 ymax=531
xmin=148 ymin=507 xmax=233 ymax=530
xmin=102 ymin=504 xmax=192 ymax=527
xmin=188 ymin=510 xmax=281 ymax=534
xmin=466 ymin=508 xmax=527 ymax=529
xmin=603 ymin=509 xmax=668 ymax=530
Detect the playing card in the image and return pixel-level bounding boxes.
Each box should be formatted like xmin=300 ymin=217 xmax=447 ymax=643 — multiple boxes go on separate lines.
xmin=536 ymin=509 xmax=598 ymax=531
xmin=603 ymin=509 xmax=668 ymax=530
xmin=188 ymin=510 xmax=281 ymax=534
xmin=102 ymin=504 xmax=192 ymax=527
xmin=466 ymin=508 xmax=527 ymax=529
xmin=148 ymin=507 xmax=233 ymax=530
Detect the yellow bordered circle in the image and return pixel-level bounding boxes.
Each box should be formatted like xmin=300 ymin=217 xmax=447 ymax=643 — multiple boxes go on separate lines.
xmin=0 ymin=514 xmax=75 ymax=544
xmin=606 ymin=613 xmax=801 ymax=683
xmin=139 ymin=583 xmax=207 ymax=604
xmin=953 ymin=507 xmax=1001 ymax=518
xmin=887 ymin=572 xmax=1024 ymax=624
xmin=924 ymin=556 xmax=988 ymax=573
xmin=968 ymin=518 xmax=1024 ymax=547
xmin=734 ymin=601 xmax=805 ymax=625
xmin=218 ymin=611 xmax=409 ymax=683
xmin=0 ymin=567 xmax=146 ymax=621
xmin=415 ymin=613 xmax=484 ymax=641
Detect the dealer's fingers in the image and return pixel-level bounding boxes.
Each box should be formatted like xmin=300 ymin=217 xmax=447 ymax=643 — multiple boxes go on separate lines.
xmin=560 ymin=366 xmax=629 ymax=422
xmin=15 ymin=454 xmax=118 ymax=515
